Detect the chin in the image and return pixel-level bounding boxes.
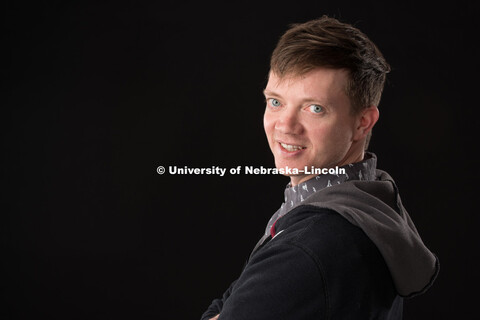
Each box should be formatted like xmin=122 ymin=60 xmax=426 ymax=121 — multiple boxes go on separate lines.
xmin=276 ymin=161 xmax=305 ymax=170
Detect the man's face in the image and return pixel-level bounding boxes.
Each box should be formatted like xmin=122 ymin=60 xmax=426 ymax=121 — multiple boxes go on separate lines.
xmin=263 ymin=68 xmax=364 ymax=186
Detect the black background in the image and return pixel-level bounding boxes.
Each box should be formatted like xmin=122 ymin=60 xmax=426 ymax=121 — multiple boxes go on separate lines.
xmin=2 ymin=1 xmax=478 ymax=319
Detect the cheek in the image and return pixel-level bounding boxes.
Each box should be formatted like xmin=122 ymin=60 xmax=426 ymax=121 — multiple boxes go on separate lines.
xmin=310 ymin=122 xmax=352 ymax=149
xmin=332 ymin=122 xmax=353 ymax=142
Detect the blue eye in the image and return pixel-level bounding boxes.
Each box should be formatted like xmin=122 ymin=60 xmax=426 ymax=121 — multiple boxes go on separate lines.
xmin=309 ymin=104 xmax=324 ymax=114
xmin=269 ymin=98 xmax=281 ymax=107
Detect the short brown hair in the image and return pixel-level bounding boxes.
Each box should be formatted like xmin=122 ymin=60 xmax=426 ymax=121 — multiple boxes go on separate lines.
xmin=270 ymin=16 xmax=390 ymax=147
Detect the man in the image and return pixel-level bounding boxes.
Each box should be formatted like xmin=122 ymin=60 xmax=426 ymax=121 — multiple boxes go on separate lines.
xmin=202 ymin=16 xmax=439 ymax=320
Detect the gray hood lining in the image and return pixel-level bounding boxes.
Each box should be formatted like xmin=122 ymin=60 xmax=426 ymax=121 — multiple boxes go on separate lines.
xmin=296 ymin=169 xmax=439 ymax=298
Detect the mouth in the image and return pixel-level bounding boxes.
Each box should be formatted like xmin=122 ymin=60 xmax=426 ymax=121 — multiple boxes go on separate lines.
xmin=278 ymin=142 xmax=306 ymax=152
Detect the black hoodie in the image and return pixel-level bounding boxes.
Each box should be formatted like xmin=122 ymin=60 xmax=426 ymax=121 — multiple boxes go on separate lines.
xmin=201 ymin=170 xmax=439 ymax=320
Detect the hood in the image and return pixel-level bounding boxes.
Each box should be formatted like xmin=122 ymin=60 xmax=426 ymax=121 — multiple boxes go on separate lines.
xmin=298 ymin=169 xmax=439 ymax=298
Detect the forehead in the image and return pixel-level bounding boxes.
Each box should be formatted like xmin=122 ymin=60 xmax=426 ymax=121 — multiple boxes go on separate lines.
xmin=265 ymin=68 xmax=349 ymax=98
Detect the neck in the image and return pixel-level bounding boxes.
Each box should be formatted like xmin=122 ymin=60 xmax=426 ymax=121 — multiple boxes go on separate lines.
xmin=289 ymin=150 xmax=366 ymax=187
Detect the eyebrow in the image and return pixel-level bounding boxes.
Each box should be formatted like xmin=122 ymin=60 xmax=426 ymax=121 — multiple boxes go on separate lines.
xmin=263 ymin=89 xmax=278 ymax=97
xmin=263 ymin=89 xmax=329 ymax=106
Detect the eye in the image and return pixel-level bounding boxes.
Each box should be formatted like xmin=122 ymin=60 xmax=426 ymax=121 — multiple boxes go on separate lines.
xmin=268 ymin=98 xmax=281 ymax=107
xmin=308 ymin=104 xmax=324 ymax=114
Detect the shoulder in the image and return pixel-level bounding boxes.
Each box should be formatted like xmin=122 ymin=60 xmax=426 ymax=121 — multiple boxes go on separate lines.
xmin=234 ymin=206 xmax=401 ymax=319
xmin=273 ymin=205 xmax=373 ymax=256
xmin=269 ymin=205 xmax=393 ymax=291
xmin=265 ymin=205 xmax=401 ymax=317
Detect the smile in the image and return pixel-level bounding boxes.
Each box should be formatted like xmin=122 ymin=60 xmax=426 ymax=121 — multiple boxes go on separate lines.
xmin=279 ymin=142 xmax=306 ymax=152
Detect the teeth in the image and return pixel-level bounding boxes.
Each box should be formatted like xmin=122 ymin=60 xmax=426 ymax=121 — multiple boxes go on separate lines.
xmin=280 ymin=143 xmax=305 ymax=151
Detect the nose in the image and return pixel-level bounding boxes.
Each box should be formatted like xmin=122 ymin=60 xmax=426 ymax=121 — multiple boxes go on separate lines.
xmin=274 ymin=108 xmax=303 ymax=135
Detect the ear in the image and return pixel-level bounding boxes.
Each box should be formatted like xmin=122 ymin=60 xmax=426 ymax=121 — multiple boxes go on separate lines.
xmin=353 ymin=106 xmax=379 ymax=141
